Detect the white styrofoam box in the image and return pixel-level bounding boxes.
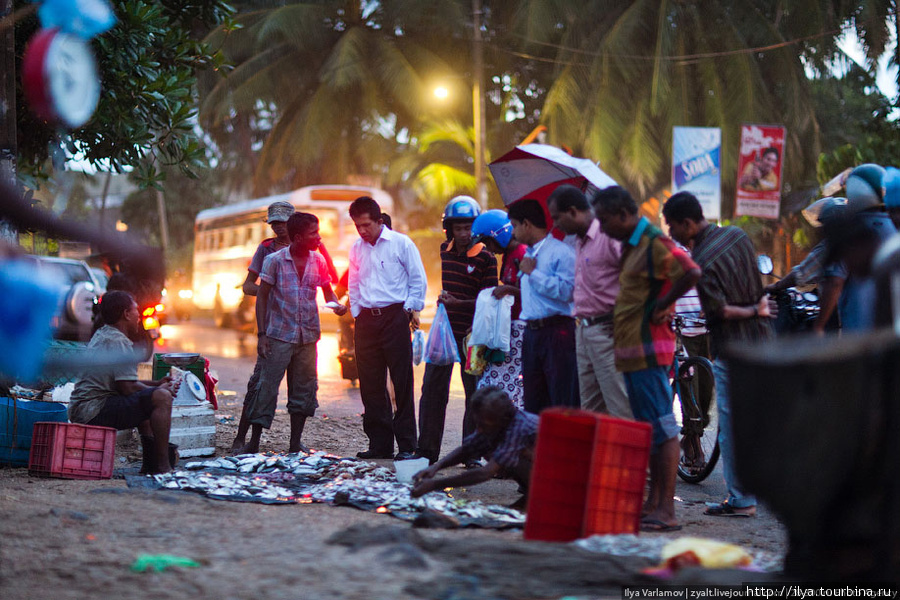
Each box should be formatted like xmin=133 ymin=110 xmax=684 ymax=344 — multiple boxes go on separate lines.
xmin=170 ymin=404 xmax=216 ymax=457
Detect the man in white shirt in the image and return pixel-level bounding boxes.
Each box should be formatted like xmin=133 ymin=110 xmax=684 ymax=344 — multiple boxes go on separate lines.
xmin=348 ymin=196 xmax=427 ymax=460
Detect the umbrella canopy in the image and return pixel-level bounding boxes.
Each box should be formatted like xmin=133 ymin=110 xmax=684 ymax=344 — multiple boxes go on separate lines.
xmin=489 ymin=144 xmax=617 ymax=206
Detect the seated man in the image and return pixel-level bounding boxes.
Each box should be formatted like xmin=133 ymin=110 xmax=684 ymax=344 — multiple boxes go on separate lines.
xmin=68 ymin=290 xmax=179 ymax=474
xmin=411 ymin=386 xmax=537 ymax=509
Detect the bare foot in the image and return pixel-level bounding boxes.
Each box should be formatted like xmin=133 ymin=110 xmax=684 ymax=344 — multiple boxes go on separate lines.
xmin=230 ymin=438 xmax=246 ymax=454
xmin=288 ymin=442 xmax=310 ymax=454
xmin=235 ymin=441 xmax=259 ymax=455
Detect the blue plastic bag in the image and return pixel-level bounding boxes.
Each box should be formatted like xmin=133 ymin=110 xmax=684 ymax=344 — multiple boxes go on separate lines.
xmin=0 ymin=259 xmax=62 ymax=382
xmin=424 ymin=304 xmax=459 ymax=365
xmin=411 ymin=329 xmax=425 ymax=365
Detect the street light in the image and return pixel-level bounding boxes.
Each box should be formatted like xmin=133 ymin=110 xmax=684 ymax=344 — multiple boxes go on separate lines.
xmin=429 ymin=0 xmax=487 ymax=209
xmin=432 ymin=78 xmax=487 ymax=210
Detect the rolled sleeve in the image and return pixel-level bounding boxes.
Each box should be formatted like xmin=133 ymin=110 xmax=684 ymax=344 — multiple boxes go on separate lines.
xmin=260 ymin=254 xmax=277 ymax=286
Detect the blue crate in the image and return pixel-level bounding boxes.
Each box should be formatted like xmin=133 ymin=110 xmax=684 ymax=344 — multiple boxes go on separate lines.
xmin=0 ymin=396 xmax=68 ymax=466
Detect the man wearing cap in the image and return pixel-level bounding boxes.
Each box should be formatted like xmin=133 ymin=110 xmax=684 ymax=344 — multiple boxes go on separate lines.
xmin=416 ymin=196 xmax=497 ymax=466
xmin=230 ymin=200 xmax=294 ymax=452
xmin=349 ymin=196 xmax=427 ymax=460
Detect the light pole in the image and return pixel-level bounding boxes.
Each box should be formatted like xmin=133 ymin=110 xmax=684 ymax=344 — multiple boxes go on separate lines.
xmin=471 ymin=0 xmax=486 ymax=210
xmin=432 ymin=0 xmax=487 ymax=210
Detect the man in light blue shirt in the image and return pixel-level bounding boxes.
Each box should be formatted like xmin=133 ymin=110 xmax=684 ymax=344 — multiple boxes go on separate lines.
xmin=348 ymin=196 xmax=427 ymax=460
xmin=501 ymin=199 xmax=579 ymax=412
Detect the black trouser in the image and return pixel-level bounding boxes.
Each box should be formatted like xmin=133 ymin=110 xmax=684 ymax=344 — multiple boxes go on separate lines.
xmin=416 ymin=335 xmax=477 ymax=462
xmin=522 ymin=317 xmax=579 ymax=414
xmin=354 ymin=304 xmax=416 ymax=454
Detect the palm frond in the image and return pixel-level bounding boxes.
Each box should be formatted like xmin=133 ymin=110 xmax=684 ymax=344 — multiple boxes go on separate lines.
xmin=412 ymin=163 xmax=476 ymax=208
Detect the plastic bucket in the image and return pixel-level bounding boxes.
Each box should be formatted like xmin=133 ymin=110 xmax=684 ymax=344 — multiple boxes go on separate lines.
xmin=393 ymin=457 xmax=429 ymax=483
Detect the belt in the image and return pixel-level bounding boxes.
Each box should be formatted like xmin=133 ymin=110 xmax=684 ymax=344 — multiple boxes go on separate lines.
xmin=359 ymin=303 xmax=404 ymax=317
xmin=576 ymin=313 xmax=613 ymax=327
xmin=524 ymin=315 xmax=574 ymax=330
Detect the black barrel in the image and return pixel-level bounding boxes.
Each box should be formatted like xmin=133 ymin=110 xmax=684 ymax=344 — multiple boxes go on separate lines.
xmin=726 ymin=329 xmax=900 ymax=582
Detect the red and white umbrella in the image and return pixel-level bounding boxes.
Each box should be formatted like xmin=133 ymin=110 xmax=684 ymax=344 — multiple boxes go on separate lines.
xmin=489 ymin=144 xmax=617 ymax=206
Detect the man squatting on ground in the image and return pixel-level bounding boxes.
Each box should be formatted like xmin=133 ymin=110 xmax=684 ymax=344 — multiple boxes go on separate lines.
xmin=416 ymin=196 xmax=497 ymax=466
xmin=593 ymin=186 xmax=701 ymax=532
xmin=412 ymin=385 xmax=537 ymax=509
xmin=68 ymin=290 xmax=180 ymax=474
xmin=239 ymin=212 xmax=347 ymax=454
xmin=348 ymin=196 xmax=427 ymax=460
xmin=546 ymin=185 xmax=633 ymax=420
xmin=499 ymin=198 xmax=579 ymax=413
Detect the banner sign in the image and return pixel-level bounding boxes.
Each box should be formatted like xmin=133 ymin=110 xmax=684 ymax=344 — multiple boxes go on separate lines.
xmin=734 ymin=124 xmax=786 ymax=219
xmin=672 ymin=127 xmax=721 ymax=220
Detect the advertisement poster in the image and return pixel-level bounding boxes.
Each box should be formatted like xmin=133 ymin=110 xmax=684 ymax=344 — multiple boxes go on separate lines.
xmin=734 ymin=124 xmax=786 ymax=219
xmin=672 ymin=127 xmax=721 ymax=220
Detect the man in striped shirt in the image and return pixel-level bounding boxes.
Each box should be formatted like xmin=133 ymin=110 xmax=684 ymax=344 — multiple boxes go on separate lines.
xmin=416 ymin=196 xmax=498 ymax=465
xmin=664 ymin=191 xmax=775 ymax=518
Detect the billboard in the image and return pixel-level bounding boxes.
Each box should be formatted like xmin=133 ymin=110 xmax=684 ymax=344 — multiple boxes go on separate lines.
xmin=734 ymin=124 xmax=786 ymax=219
xmin=672 ymin=127 xmax=721 ymax=220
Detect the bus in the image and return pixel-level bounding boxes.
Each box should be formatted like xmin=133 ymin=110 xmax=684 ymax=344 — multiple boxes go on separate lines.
xmin=191 ymin=185 xmax=394 ymax=314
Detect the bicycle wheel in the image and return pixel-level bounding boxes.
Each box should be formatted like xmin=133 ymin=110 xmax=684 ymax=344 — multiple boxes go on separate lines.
xmin=674 ymin=356 xmax=720 ymax=483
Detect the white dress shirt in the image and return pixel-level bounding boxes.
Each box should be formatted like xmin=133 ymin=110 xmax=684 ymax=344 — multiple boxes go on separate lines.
xmin=348 ymin=226 xmax=427 ymax=318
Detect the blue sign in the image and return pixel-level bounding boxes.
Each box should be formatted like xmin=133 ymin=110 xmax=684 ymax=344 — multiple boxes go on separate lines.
xmin=672 ymin=127 xmax=721 ymax=220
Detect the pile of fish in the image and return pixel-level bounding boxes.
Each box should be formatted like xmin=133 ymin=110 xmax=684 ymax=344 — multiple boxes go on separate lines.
xmin=147 ymin=451 xmax=524 ymax=528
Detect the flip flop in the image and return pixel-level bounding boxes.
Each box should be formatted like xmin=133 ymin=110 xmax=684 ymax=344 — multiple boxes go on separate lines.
xmin=640 ymin=518 xmax=683 ymax=532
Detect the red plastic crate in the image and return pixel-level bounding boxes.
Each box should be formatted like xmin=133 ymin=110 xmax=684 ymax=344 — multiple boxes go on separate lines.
xmin=524 ymin=409 xmax=651 ymax=542
xmin=28 ymin=422 xmax=116 ymax=480
xmin=583 ymin=417 xmax=652 ymax=537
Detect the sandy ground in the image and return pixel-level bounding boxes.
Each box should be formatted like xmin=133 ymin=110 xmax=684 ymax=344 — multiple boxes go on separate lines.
xmin=0 ymin=335 xmax=789 ymax=599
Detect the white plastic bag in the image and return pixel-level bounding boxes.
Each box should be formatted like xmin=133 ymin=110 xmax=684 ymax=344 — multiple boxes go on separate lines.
xmin=424 ymin=304 xmax=459 ymax=365
xmin=411 ymin=329 xmax=425 ymax=365
xmin=468 ymin=288 xmax=514 ymax=351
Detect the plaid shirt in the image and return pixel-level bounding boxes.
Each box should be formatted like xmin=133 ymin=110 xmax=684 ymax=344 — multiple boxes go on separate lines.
xmin=260 ymin=247 xmax=330 ymax=344
xmin=460 ymin=410 xmax=538 ymax=469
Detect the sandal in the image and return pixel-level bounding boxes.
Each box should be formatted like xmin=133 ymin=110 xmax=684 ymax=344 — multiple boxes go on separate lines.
xmin=704 ymin=502 xmax=756 ymax=518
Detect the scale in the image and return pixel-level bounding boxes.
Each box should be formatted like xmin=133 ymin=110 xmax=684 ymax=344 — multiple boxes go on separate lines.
xmin=160 ymin=353 xmax=206 ymax=405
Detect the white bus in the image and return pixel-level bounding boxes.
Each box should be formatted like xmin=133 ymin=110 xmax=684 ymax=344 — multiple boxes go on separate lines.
xmin=191 ymin=185 xmax=394 ymax=313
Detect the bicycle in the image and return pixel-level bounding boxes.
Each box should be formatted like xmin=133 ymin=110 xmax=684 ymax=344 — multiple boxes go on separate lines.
xmin=671 ymin=315 xmax=719 ymax=483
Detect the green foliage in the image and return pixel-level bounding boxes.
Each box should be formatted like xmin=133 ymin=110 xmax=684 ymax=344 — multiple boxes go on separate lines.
xmin=512 ymin=0 xmax=866 ymax=208
xmin=810 ymin=64 xmax=899 ymax=153
xmin=14 ymin=0 xmax=233 ymax=188
xmin=120 ymin=165 xmax=223 ymax=271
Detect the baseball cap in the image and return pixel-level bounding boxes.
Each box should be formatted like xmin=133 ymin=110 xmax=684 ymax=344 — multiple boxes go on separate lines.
xmin=267 ymin=201 xmax=295 ymax=223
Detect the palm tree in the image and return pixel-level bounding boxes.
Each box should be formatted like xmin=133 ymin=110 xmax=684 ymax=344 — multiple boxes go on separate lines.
xmin=199 ymin=0 xmax=468 ymax=194
xmin=510 ymin=0 xmax=865 ymax=210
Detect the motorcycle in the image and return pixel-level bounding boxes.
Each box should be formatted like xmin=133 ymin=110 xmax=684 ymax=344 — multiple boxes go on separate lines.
xmin=757 ymin=254 xmax=821 ymax=334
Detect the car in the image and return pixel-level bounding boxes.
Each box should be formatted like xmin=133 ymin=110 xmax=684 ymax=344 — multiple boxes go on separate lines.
xmin=27 ymin=255 xmax=102 ymax=342
xmin=89 ymin=267 xmax=109 ymax=294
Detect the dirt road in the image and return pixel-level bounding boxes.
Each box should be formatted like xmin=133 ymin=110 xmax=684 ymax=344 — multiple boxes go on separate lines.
xmin=0 ymin=323 xmax=787 ymax=599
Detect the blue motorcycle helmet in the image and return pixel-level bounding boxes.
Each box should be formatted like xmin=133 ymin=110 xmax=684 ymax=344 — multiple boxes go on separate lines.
xmin=883 ymin=166 xmax=900 ymax=209
xmin=845 ymin=163 xmax=886 ymax=214
xmin=471 ymin=209 xmax=514 ymax=249
xmin=442 ymin=195 xmax=481 ymax=230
